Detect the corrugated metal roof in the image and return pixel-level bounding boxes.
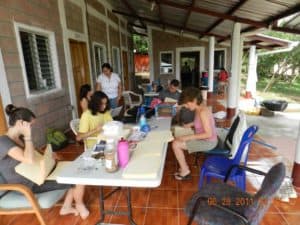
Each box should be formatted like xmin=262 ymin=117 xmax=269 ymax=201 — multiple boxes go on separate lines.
xmin=110 ymin=0 xmax=300 ymax=39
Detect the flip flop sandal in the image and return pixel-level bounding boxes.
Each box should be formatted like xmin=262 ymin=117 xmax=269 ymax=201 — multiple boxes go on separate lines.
xmin=174 ymin=173 xmax=191 ymax=181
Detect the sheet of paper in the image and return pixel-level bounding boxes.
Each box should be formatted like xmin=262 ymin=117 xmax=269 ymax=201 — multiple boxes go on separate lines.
xmin=122 ymin=155 xmax=161 ymax=179
xmin=133 ymin=141 xmax=165 ymax=157
xmin=173 ymin=126 xmax=194 ymax=138
xmin=144 ymin=130 xmax=174 ymax=142
xmin=46 ymin=161 xmax=71 ymax=180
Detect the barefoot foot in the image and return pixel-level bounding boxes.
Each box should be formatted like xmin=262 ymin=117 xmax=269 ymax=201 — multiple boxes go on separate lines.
xmin=59 ymin=207 xmax=79 ymax=216
xmin=76 ymin=204 xmax=89 ymax=219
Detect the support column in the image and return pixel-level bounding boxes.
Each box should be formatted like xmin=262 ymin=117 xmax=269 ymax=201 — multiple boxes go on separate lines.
xmin=292 ymin=123 xmax=300 ymax=187
xmin=227 ymin=23 xmax=241 ymax=118
xmin=236 ymin=37 xmax=244 ymax=108
xmin=246 ymin=45 xmax=257 ymax=99
xmin=208 ymin=36 xmax=215 ymax=99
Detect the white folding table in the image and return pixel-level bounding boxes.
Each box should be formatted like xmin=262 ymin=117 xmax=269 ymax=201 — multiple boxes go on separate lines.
xmin=57 ymin=117 xmax=172 ymax=225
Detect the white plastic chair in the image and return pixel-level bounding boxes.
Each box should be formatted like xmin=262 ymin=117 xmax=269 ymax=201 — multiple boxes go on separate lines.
xmin=69 ymin=118 xmax=80 ymax=135
xmin=69 ymin=118 xmax=97 ymax=151
xmin=122 ymin=91 xmax=143 ymax=109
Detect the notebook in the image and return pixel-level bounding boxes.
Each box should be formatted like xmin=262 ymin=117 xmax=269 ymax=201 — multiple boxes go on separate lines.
xmin=15 ymin=144 xmax=55 ymax=185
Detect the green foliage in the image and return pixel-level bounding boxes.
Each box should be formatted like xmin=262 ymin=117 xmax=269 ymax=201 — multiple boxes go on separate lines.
xmin=133 ymin=34 xmax=149 ymax=54
xmin=257 ymin=31 xmax=300 ymax=80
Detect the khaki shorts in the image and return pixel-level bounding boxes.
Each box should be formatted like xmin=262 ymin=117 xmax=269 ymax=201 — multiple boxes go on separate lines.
xmin=186 ymin=139 xmax=218 ymax=154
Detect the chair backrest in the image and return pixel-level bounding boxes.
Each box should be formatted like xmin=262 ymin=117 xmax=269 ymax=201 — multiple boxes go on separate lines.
xmin=69 ymin=118 xmax=80 ymax=135
xmin=224 ymin=115 xmax=240 ymax=149
xmin=122 ymin=91 xmax=133 ymax=107
xmin=232 ymin=125 xmax=258 ymax=165
xmin=245 ymin=163 xmax=285 ymax=225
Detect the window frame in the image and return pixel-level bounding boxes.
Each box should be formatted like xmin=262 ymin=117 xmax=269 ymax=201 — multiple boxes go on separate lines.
xmin=214 ymin=48 xmax=227 ymax=71
xmin=112 ymin=46 xmax=121 ymax=75
xmin=160 ymin=51 xmax=174 ymax=75
xmin=92 ymin=42 xmax=107 ymax=79
xmin=14 ymin=22 xmax=62 ymax=99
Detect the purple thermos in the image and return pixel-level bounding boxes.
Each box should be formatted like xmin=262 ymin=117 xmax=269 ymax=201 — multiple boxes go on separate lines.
xmin=117 ymin=138 xmax=129 ymax=168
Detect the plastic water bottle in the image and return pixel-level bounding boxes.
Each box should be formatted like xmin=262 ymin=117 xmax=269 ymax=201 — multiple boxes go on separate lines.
xmin=139 ymin=106 xmax=147 ymax=128
xmin=117 ymin=138 xmax=129 ymax=168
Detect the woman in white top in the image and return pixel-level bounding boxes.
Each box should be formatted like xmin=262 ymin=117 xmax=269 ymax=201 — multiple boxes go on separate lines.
xmin=96 ymin=63 xmax=122 ymax=109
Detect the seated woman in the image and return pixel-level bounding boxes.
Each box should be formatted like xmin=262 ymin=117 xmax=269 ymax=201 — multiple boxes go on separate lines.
xmin=0 ymin=104 xmax=89 ymax=219
xmin=172 ymin=87 xmax=218 ymax=180
xmin=79 ymin=84 xmax=92 ymax=113
xmin=76 ymin=91 xmax=113 ymax=144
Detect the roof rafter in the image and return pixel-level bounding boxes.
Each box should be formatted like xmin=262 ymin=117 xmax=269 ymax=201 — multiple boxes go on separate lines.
xmin=199 ymin=0 xmax=249 ymax=39
xmin=219 ymin=2 xmax=300 ymax=43
xmin=121 ymin=0 xmax=147 ymax=28
xmin=182 ymin=0 xmax=196 ymax=30
xmin=160 ymin=0 xmax=267 ymax=28
xmin=155 ymin=0 xmax=165 ymax=28
xmin=112 ymin=9 xmax=226 ymax=39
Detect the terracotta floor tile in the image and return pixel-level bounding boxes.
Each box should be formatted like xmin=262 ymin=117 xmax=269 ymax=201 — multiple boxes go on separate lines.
xmin=260 ymin=213 xmax=288 ymax=225
xmin=144 ymin=208 xmax=179 ymax=225
xmin=5 ymin=214 xmax=41 ymax=225
xmin=177 ymin=190 xmax=196 ymax=209
xmin=109 ymin=207 xmax=146 ymax=225
xmin=178 ymin=208 xmax=199 ymax=225
xmin=177 ymin=175 xmax=199 ymax=192
xmin=156 ymin=174 xmax=178 ymax=190
xmin=117 ymin=188 xmax=150 ymax=208
xmin=281 ymin=213 xmax=300 ymax=225
xmin=148 ymin=189 xmax=178 ymax=209
xmin=273 ymin=198 xmax=300 ymax=214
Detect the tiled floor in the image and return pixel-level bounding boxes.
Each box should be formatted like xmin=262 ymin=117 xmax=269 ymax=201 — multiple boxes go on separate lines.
xmin=1 ymin=96 xmax=299 ymax=225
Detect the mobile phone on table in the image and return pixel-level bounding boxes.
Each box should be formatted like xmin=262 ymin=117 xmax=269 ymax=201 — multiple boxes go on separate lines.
xmin=92 ymin=140 xmax=106 ymax=159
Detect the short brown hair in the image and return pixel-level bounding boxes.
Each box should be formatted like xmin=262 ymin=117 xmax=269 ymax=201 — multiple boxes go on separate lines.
xmin=179 ymin=87 xmax=203 ymax=105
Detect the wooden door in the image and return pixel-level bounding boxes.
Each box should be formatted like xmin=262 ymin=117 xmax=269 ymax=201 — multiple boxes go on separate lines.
xmin=69 ymin=40 xmax=91 ymax=115
xmin=122 ymin=50 xmax=129 ymax=90
xmin=0 ymin=95 xmax=7 ymax=135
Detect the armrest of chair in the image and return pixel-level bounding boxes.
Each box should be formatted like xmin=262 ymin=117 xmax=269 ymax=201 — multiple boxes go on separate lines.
xmin=0 ymin=183 xmax=37 ymax=203
xmin=224 ymin=164 xmax=267 ymax=183
xmin=187 ymin=195 xmax=249 ymax=225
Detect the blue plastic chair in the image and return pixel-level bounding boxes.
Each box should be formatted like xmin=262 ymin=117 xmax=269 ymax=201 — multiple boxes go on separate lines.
xmin=198 ymin=125 xmax=258 ymax=191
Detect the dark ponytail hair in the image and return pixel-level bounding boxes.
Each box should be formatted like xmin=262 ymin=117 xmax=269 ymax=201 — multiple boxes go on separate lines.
xmin=79 ymin=84 xmax=91 ymax=100
xmin=179 ymin=87 xmax=203 ymax=105
xmin=5 ymin=104 xmax=36 ymax=126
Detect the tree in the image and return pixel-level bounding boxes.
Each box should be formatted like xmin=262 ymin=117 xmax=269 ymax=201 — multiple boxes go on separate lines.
xmin=257 ymin=31 xmax=300 ymax=92
xmin=133 ymin=34 xmax=149 ymax=54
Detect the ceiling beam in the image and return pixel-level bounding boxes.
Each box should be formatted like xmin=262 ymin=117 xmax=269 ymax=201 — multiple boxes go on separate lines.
xmin=155 ymin=0 xmax=165 ymax=28
xmin=182 ymin=0 xmax=196 ymax=30
xmin=160 ymin=0 xmax=267 ymax=28
xmin=128 ymin=23 xmax=145 ymax=29
xmin=219 ymin=3 xmax=300 ymax=43
xmin=121 ymin=0 xmax=147 ymax=28
xmin=272 ymin=26 xmax=300 ymax=35
xmin=112 ymin=10 xmax=226 ymax=39
xmin=199 ymin=0 xmax=249 ymax=39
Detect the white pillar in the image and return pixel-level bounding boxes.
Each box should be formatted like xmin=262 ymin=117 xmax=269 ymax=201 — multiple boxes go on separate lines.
xmin=227 ymin=22 xmax=241 ymax=118
xmin=246 ymin=45 xmax=257 ymax=98
xmin=208 ymin=36 xmax=215 ymax=94
xmin=236 ymin=36 xmax=244 ymax=107
xmin=292 ymin=123 xmax=300 ymax=187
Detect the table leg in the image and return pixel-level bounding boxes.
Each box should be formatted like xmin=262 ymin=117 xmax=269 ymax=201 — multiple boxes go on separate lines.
xmin=96 ymin=187 xmax=137 ymax=225
xmin=127 ymin=187 xmax=137 ymax=225
xmin=98 ymin=186 xmax=105 ymax=223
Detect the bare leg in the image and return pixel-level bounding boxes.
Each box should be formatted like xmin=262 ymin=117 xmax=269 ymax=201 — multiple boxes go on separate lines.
xmin=73 ymin=185 xmax=89 ymax=219
xmin=172 ymin=140 xmax=190 ymax=176
xmin=60 ymin=189 xmax=78 ymax=216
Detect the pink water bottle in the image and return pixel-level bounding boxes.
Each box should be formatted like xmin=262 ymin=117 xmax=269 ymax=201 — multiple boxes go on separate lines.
xmin=117 ymin=138 xmax=129 ymax=168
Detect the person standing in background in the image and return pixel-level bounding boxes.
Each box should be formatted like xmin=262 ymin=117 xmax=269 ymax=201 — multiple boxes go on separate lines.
xmin=96 ymin=63 xmax=122 ymax=109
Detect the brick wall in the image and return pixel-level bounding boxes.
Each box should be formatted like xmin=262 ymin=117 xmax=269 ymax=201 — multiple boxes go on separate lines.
xmin=0 ymin=0 xmax=72 ymax=147
xmin=65 ymin=0 xmax=84 ymax=33
xmin=109 ymin=26 xmax=120 ymax=49
xmin=152 ymin=29 xmax=231 ymax=86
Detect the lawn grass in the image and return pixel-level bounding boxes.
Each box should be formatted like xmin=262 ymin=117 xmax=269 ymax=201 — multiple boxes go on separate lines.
xmin=256 ymin=77 xmax=300 ymax=102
